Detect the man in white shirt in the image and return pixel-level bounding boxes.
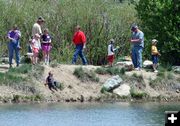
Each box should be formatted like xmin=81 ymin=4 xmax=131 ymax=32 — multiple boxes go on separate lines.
xmin=32 ymin=16 xmax=45 ymax=37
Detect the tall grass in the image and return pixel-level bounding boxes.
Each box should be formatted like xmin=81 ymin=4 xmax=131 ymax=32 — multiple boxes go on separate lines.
xmin=0 ymin=0 xmax=137 ymax=65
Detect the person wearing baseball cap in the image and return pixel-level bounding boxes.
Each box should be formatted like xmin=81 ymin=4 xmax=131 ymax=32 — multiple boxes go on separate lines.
xmin=130 ymin=24 xmax=144 ymax=71
xmin=151 ymin=39 xmax=161 ymax=72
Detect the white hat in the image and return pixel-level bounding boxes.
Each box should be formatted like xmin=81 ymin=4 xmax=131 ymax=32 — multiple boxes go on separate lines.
xmin=152 ymin=39 xmax=158 ymax=44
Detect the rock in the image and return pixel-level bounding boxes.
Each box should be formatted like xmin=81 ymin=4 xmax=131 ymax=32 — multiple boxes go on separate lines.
xmin=102 ymin=75 xmax=123 ymax=92
xmin=113 ymin=84 xmax=130 ymax=96
xmin=1 ymin=57 xmax=15 ymax=64
xmin=115 ymin=61 xmax=133 ymax=71
xmin=172 ymin=66 xmax=180 ymax=74
xmin=143 ymin=60 xmax=153 ymax=68
xmin=176 ymin=89 xmax=180 ymax=93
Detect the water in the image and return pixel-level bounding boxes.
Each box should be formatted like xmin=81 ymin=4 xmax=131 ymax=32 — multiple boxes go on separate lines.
xmin=0 ymin=102 xmax=179 ymax=126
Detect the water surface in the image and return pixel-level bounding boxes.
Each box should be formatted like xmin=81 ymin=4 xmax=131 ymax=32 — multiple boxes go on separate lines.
xmin=0 ymin=102 xmax=179 ymax=126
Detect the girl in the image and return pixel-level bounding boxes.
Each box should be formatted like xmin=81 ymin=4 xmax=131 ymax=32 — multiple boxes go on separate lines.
xmin=41 ymin=28 xmax=52 ymax=65
xmin=31 ymin=33 xmax=41 ymax=64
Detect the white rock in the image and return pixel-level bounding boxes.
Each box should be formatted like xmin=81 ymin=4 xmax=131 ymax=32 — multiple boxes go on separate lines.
xmin=143 ymin=60 xmax=153 ymax=67
xmin=103 ymin=75 xmax=123 ymax=91
xmin=113 ymin=84 xmax=130 ymax=96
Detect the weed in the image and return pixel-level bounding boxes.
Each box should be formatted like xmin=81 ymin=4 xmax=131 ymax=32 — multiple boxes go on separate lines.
xmin=95 ymin=67 xmax=108 ymax=75
xmin=9 ymin=64 xmax=32 ymax=74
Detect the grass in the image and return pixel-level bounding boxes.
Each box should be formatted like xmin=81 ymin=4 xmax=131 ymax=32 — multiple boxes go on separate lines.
xmin=95 ymin=67 xmax=125 ymax=75
xmin=73 ymin=67 xmax=99 ymax=82
xmin=130 ymin=87 xmax=147 ymax=99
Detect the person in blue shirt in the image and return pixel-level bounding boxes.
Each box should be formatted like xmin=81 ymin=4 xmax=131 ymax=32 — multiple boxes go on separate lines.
xmin=130 ymin=24 xmax=144 ymax=71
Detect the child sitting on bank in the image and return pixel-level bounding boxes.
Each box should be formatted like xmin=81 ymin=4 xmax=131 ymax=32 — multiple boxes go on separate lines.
xmin=151 ymin=39 xmax=161 ymax=72
xmin=41 ymin=28 xmax=52 ymax=65
xmin=45 ymin=71 xmax=58 ymax=93
xmin=31 ymin=33 xmax=41 ymax=64
xmin=107 ymin=39 xmax=119 ymax=67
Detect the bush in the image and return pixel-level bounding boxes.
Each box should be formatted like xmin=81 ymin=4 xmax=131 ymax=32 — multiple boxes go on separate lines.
xmin=95 ymin=67 xmax=108 ymax=75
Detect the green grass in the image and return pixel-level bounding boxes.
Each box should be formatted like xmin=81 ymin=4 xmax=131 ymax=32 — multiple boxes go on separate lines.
xmin=95 ymin=67 xmax=125 ymax=75
xmin=8 ymin=64 xmax=32 ymax=74
xmin=73 ymin=67 xmax=99 ymax=82
xmin=130 ymin=87 xmax=147 ymax=99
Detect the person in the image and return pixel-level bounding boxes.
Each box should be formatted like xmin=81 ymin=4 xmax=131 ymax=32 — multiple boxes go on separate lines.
xmin=72 ymin=25 xmax=87 ymax=65
xmin=29 ymin=16 xmax=45 ymax=53
xmin=130 ymin=24 xmax=144 ymax=71
xmin=7 ymin=25 xmax=21 ymax=68
xmin=31 ymin=33 xmax=41 ymax=64
xmin=45 ymin=71 xmax=58 ymax=92
xmin=41 ymin=28 xmax=52 ymax=65
xmin=151 ymin=39 xmax=161 ymax=72
xmin=107 ymin=39 xmax=119 ymax=67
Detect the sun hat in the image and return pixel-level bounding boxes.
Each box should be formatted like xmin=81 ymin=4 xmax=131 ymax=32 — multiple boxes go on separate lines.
xmin=110 ymin=39 xmax=115 ymax=43
xmin=152 ymin=39 xmax=158 ymax=44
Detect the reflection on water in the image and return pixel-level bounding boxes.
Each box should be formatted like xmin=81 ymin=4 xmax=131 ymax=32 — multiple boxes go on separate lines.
xmin=0 ymin=102 xmax=180 ymax=126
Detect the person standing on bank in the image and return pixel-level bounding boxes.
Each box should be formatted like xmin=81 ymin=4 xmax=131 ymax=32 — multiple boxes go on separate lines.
xmin=7 ymin=25 xmax=21 ymax=68
xmin=30 ymin=16 xmax=45 ymax=52
xmin=72 ymin=25 xmax=87 ymax=65
xmin=130 ymin=24 xmax=144 ymax=71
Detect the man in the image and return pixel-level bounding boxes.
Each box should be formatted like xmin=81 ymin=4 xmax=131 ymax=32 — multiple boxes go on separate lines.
xmin=72 ymin=25 xmax=87 ymax=65
xmin=130 ymin=24 xmax=144 ymax=70
xmin=32 ymin=16 xmax=45 ymax=37
xmin=29 ymin=16 xmax=45 ymax=53
xmin=7 ymin=25 xmax=21 ymax=67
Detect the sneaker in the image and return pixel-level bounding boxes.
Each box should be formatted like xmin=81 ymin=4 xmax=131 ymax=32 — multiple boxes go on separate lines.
xmin=154 ymin=70 xmax=158 ymax=73
xmin=134 ymin=67 xmax=140 ymax=71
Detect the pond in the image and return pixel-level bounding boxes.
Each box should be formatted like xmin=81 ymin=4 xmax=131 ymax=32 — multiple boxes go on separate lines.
xmin=0 ymin=102 xmax=179 ymax=126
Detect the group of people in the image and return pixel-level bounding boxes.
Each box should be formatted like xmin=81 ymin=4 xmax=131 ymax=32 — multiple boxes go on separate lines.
xmin=7 ymin=16 xmax=160 ymax=72
xmin=107 ymin=24 xmax=160 ymax=72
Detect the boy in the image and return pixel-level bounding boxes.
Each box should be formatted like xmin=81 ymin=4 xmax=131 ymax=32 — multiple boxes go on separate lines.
xmin=107 ymin=39 xmax=119 ymax=67
xmin=151 ymin=39 xmax=161 ymax=72
xmin=45 ymin=71 xmax=58 ymax=93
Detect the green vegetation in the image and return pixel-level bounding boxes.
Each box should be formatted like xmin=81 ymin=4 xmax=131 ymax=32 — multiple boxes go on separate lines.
xmin=130 ymin=87 xmax=147 ymax=99
xmin=0 ymin=0 xmax=137 ymax=65
xmin=95 ymin=67 xmax=125 ymax=75
xmin=73 ymin=67 xmax=99 ymax=82
xmin=136 ymin=0 xmax=180 ymax=65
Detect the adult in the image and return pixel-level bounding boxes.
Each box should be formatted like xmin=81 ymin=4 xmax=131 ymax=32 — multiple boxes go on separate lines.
xmin=32 ymin=16 xmax=45 ymax=37
xmin=130 ymin=24 xmax=144 ymax=70
xmin=7 ymin=25 xmax=21 ymax=68
xmin=29 ymin=16 xmax=45 ymax=52
xmin=72 ymin=25 xmax=87 ymax=65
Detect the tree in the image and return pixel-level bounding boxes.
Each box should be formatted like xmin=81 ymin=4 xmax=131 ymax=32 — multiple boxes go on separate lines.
xmin=136 ymin=0 xmax=180 ymax=65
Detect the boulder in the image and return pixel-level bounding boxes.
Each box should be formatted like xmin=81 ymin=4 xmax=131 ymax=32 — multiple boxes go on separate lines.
xmin=113 ymin=84 xmax=130 ymax=96
xmin=143 ymin=60 xmax=153 ymax=68
xmin=102 ymin=75 xmax=123 ymax=92
xmin=172 ymin=66 xmax=180 ymax=74
xmin=115 ymin=61 xmax=133 ymax=71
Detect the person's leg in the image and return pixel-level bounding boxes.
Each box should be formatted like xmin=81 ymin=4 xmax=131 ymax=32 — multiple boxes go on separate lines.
xmin=72 ymin=45 xmax=80 ymax=64
xmin=46 ymin=51 xmax=50 ymax=65
xmin=131 ymin=47 xmax=137 ymax=68
xmin=78 ymin=44 xmax=87 ymax=65
xmin=8 ymin=42 xmax=14 ymax=67
xmin=15 ymin=42 xmax=20 ymax=66
xmin=137 ymin=47 xmax=143 ymax=68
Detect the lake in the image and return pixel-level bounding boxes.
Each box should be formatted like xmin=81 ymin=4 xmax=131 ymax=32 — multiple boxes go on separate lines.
xmin=0 ymin=102 xmax=179 ymax=126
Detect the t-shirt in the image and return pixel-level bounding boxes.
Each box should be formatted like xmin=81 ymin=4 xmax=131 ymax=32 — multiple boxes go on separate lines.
xmin=46 ymin=76 xmax=54 ymax=84
xmin=108 ymin=43 xmax=115 ymax=56
xmin=131 ymin=30 xmax=144 ymax=48
xmin=42 ymin=34 xmax=51 ymax=43
xmin=32 ymin=23 xmax=42 ymax=37
xmin=8 ymin=30 xmax=21 ymax=41
xmin=73 ymin=30 xmax=86 ymax=45
xmin=32 ymin=38 xmax=41 ymax=49
xmin=151 ymin=45 xmax=158 ymax=55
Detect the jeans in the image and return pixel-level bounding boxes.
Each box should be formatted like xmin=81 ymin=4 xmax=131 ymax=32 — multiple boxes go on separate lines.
xmin=72 ymin=44 xmax=87 ymax=65
xmin=131 ymin=46 xmax=143 ymax=68
xmin=8 ymin=40 xmax=20 ymax=65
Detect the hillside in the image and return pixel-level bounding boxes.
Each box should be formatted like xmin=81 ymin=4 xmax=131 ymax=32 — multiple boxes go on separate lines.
xmin=0 ymin=64 xmax=179 ymax=103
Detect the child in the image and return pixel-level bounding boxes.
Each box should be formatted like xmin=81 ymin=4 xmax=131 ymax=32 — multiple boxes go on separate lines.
xmin=151 ymin=39 xmax=161 ymax=72
xmin=31 ymin=33 xmax=41 ymax=64
xmin=107 ymin=39 xmax=119 ymax=67
xmin=45 ymin=71 xmax=58 ymax=93
xmin=41 ymin=28 xmax=52 ymax=65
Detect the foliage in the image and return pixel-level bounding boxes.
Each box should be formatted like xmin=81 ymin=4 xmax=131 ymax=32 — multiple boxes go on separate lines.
xmin=0 ymin=0 xmax=137 ymax=65
xmin=130 ymin=87 xmax=147 ymax=99
xmin=73 ymin=67 xmax=99 ymax=82
xmin=136 ymin=0 xmax=180 ymax=65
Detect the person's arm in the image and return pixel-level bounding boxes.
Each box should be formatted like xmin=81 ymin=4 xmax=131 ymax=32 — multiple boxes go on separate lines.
xmin=151 ymin=46 xmax=158 ymax=55
xmin=131 ymin=31 xmax=144 ymax=43
xmin=7 ymin=31 xmax=14 ymax=41
xmin=81 ymin=32 xmax=86 ymax=48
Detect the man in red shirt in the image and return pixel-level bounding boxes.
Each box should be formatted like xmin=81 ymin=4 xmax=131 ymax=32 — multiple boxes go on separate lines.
xmin=72 ymin=25 xmax=87 ymax=65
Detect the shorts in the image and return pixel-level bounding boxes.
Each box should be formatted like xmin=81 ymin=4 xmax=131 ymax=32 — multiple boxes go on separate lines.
xmin=33 ymin=48 xmax=39 ymax=53
xmin=107 ymin=55 xmax=115 ymax=63
xmin=152 ymin=55 xmax=158 ymax=64
xmin=42 ymin=43 xmax=52 ymax=52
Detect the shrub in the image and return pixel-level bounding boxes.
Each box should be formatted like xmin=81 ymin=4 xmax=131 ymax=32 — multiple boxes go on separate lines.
xmin=95 ymin=67 xmax=108 ymax=75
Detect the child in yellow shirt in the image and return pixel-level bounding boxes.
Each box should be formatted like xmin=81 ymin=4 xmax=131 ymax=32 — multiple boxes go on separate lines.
xmin=151 ymin=39 xmax=161 ymax=72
